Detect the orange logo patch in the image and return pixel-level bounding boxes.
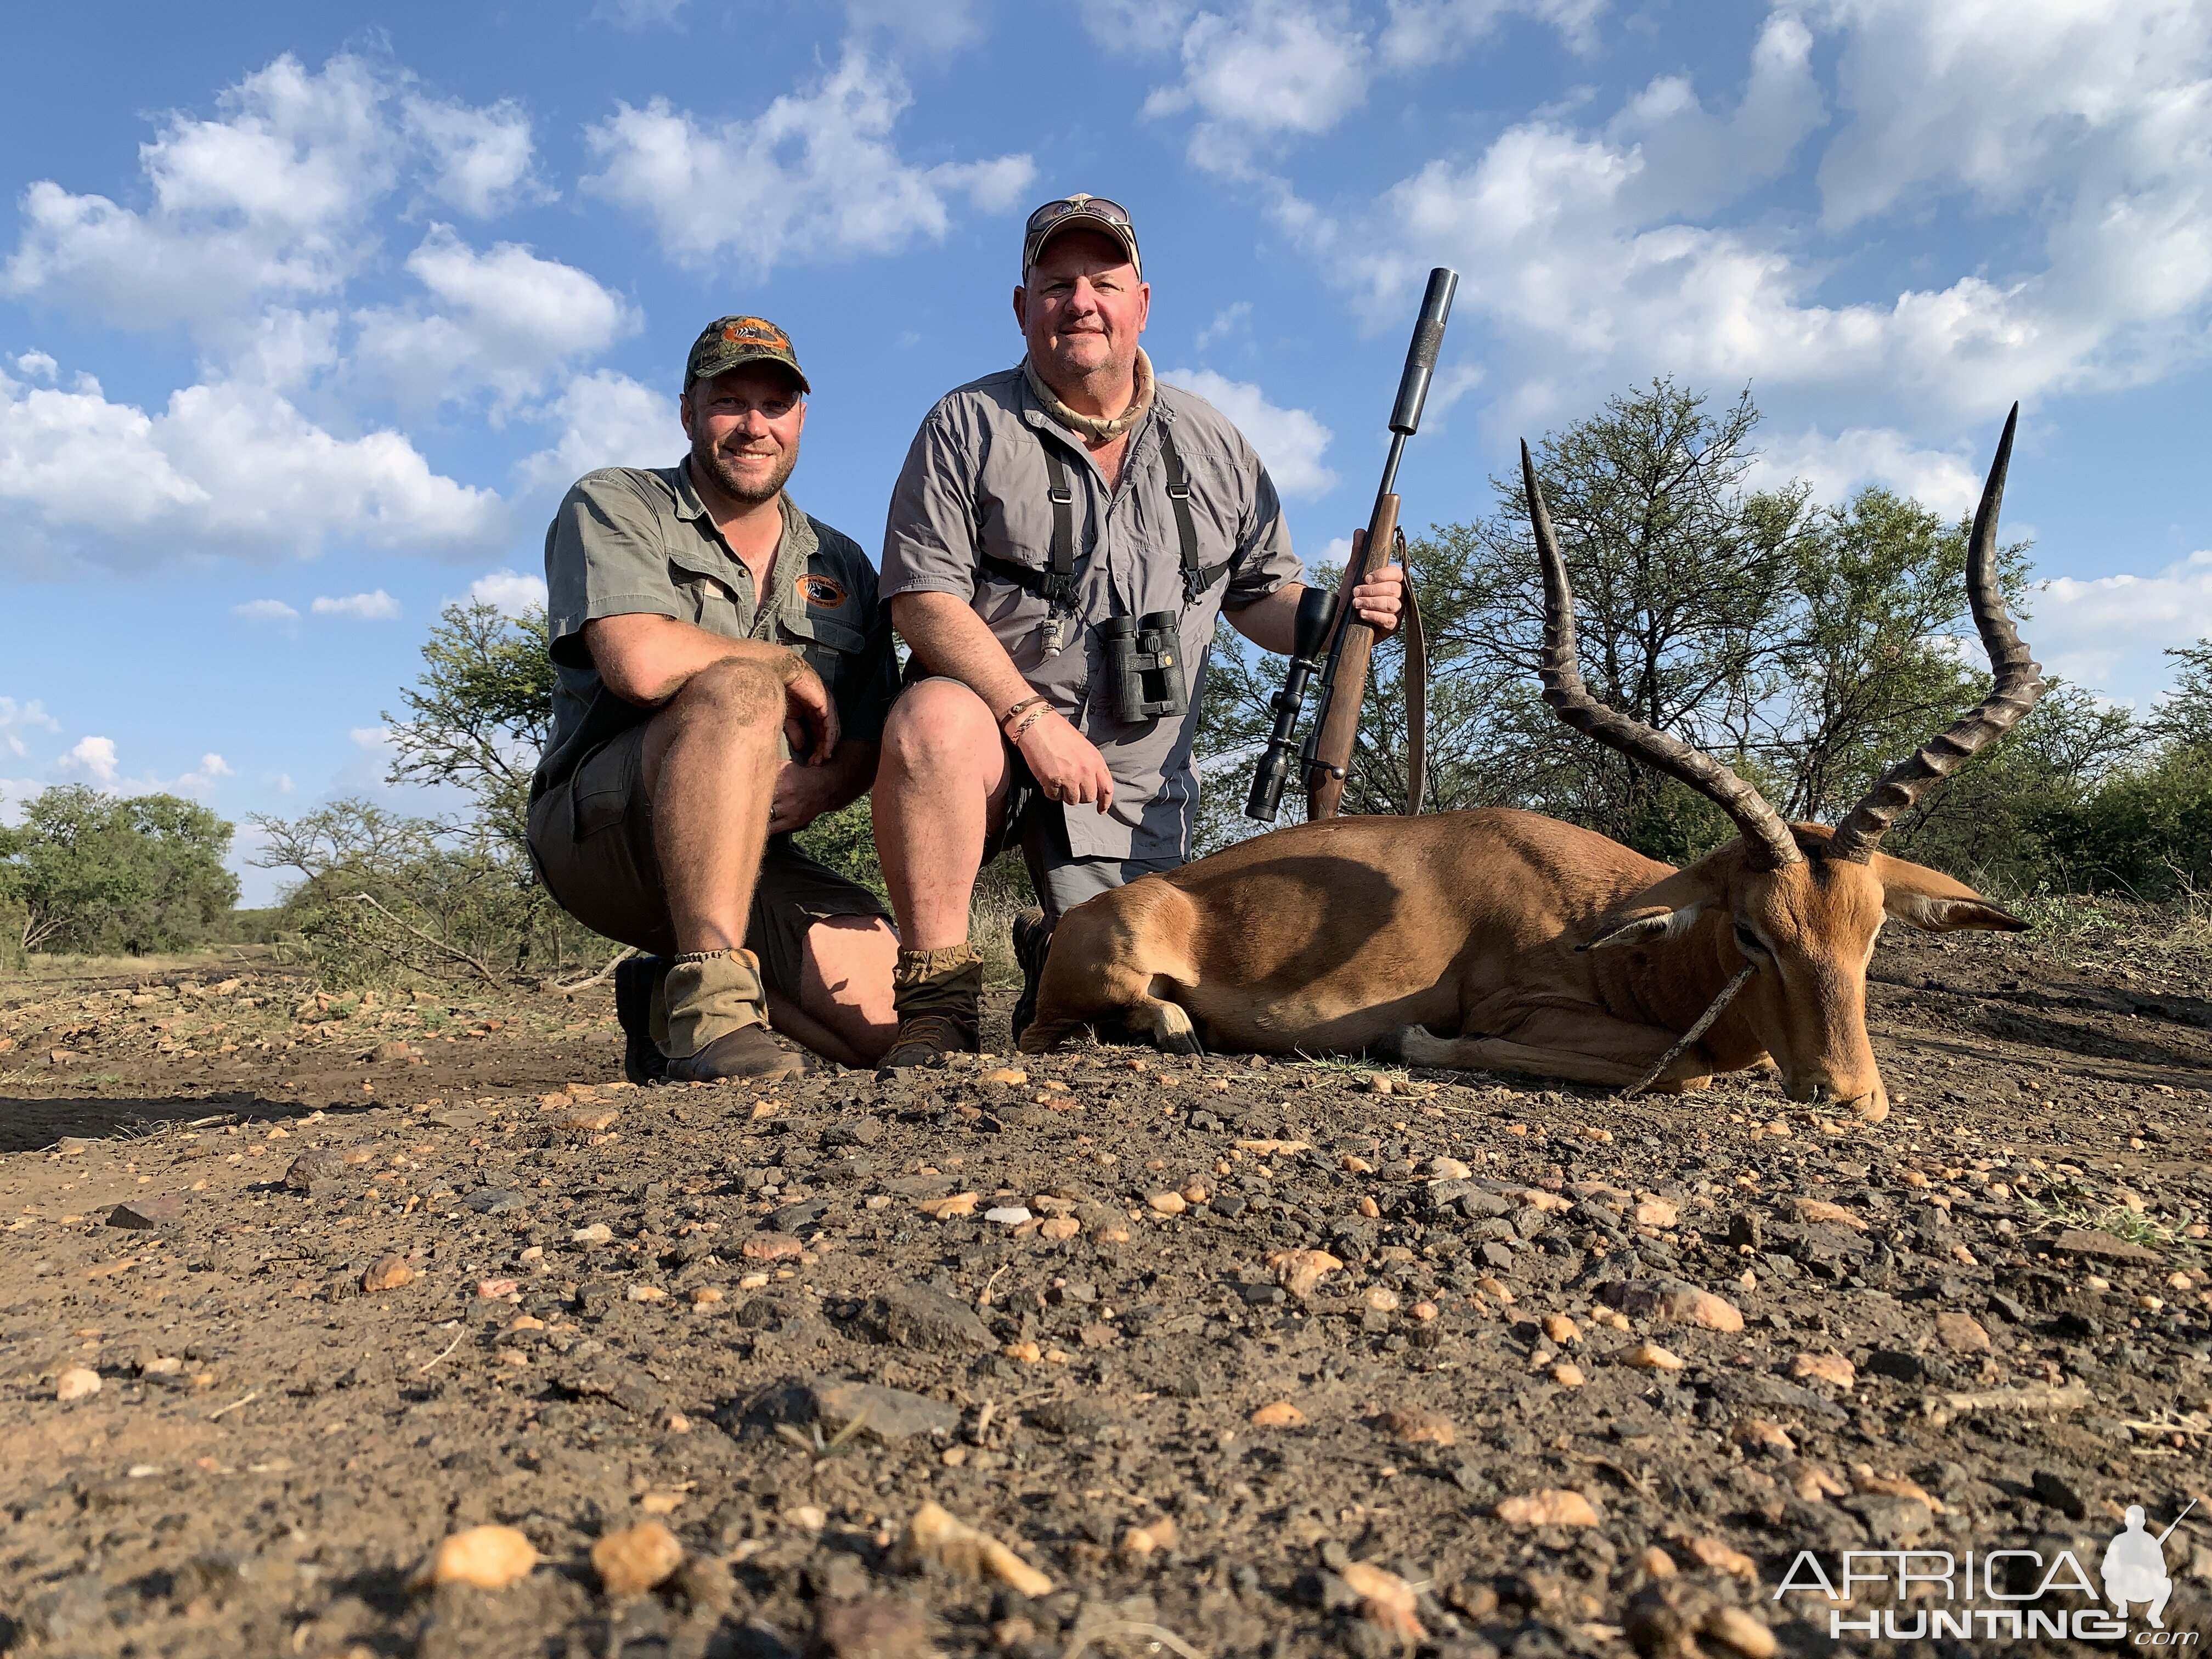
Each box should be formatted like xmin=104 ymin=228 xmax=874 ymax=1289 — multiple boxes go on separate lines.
xmin=723 ymin=317 xmax=789 ymax=349
xmin=795 ymin=573 xmax=847 ymax=609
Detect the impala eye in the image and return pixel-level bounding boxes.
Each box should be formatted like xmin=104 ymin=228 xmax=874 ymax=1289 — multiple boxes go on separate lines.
xmin=1734 ymin=922 xmax=1770 ymax=958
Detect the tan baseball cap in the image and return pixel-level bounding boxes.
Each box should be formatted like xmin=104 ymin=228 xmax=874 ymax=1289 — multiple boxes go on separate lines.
xmin=684 ymin=315 xmax=810 ymax=394
xmin=1022 ymin=194 xmax=1142 ymax=280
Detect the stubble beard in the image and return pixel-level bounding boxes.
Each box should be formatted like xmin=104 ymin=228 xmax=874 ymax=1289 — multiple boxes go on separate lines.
xmin=693 ymin=429 xmax=798 ymax=506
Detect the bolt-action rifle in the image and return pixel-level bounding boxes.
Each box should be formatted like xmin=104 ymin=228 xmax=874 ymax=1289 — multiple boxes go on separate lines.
xmin=1244 ymin=266 xmax=1457 ymax=823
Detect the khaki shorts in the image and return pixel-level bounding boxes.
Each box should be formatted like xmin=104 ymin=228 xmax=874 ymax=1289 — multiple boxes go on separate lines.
xmin=526 ymin=723 xmax=890 ymax=1002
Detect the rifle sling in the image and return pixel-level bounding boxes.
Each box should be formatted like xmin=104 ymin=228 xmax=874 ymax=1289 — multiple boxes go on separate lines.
xmin=1402 ymin=532 xmax=1426 ymax=816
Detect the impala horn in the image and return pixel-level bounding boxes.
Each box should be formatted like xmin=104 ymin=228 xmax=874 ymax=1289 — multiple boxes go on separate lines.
xmin=1826 ymin=404 xmax=2043 ymax=862
xmin=1523 ymin=439 xmax=1803 ymax=872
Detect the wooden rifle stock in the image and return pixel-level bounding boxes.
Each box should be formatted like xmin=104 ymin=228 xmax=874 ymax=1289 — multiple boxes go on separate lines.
xmin=1305 ymin=496 xmax=1398 ymax=820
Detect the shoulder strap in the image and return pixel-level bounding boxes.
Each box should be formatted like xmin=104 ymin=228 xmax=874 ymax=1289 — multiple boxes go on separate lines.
xmin=1157 ymin=422 xmax=1232 ymax=604
xmin=1039 ymin=439 xmax=1077 ymax=588
xmin=979 ymin=433 xmax=1081 ymax=607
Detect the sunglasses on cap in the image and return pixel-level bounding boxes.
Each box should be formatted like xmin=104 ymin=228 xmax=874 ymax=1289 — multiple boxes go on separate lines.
xmin=1024 ymin=194 xmax=1135 ymax=235
xmin=1023 ymin=194 xmax=1141 ymax=278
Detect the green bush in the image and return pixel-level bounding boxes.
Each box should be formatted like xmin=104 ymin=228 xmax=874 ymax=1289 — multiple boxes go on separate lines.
xmin=0 ymin=786 xmax=239 ymax=956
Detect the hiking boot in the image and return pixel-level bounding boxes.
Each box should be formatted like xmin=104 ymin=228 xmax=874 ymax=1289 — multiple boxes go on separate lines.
xmin=613 ymin=952 xmax=672 ymax=1086
xmin=659 ymin=947 xmax=802 ymax=1083
xmin=879 ymin=944 xmax=984 ymax=1070
xmin=665 ymin=1023 xmax=805 ymax=1084
xmin=1008 ymin=906 xmax=1054 ymax=1049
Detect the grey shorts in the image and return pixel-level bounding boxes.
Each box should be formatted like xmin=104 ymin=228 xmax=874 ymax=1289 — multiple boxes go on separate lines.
xmin=526 ymin=723 xmax=890 ymax=1001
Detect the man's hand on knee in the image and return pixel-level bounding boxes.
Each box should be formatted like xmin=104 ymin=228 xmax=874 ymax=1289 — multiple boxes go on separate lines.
xmin=1017 ymin=707 xmax=1114 ymax=811
xmin=781 ymin=659 xmax=838 ymax=763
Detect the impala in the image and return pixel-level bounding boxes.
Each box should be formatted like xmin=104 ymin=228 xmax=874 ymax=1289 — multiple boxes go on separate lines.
xmin=1017 ymin=409 xmax=2042 ymax=1121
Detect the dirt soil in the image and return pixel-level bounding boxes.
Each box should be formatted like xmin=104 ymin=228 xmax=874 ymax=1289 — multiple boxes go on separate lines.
xmin=3 ymin=919 xmax=2211 ymax=1658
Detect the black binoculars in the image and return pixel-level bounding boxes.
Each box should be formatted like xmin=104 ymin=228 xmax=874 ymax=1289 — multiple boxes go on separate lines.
xmin=1097 ymin=611 xmax=1188 ymax=723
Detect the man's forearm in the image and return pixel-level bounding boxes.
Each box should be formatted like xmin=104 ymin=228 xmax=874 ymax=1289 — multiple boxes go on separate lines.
xmin=586 ymin=613 xmax=798 ymax=707
xmin=812 ymin=741 xmax=878 ymax=816
xmin=1226 ymin=583 xmax=1306 ymax=654
xmin=889 ymin=592 xmax=1036 ymax=720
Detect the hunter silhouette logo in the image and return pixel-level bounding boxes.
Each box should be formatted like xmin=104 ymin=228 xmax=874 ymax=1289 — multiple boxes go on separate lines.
xmin=1774 ymin=1496 xmax=2201 ymax=1643
xmin=2107 ymin=1501 xmax=2195 ymax=1630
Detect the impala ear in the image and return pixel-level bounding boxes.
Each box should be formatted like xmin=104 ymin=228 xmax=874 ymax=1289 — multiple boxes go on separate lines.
xmin=1581 ymin=905 xmax=1703 ymax=952
xmin=1874 ymin=853 xmax=2029 ymax=933
xmin=1883 ymin=891 xmax=2028 ymax=933
xmin=1582 ymin=868 xmax=1714 ymax=951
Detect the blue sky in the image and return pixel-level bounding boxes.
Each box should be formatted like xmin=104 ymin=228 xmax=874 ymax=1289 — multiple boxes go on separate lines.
xmin=3 ymin=0 xmax=2209 ymax=903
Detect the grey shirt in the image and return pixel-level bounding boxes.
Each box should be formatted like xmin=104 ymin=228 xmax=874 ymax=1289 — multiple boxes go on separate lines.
xmin=534 ymin=461 xmax=898 ymax=799
xmin=880 ymin=366 xmax=1304 ymax=861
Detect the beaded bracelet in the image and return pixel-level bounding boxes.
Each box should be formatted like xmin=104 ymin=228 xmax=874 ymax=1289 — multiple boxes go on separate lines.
xmin=999 ymin=693 xmax=1048 ymax=731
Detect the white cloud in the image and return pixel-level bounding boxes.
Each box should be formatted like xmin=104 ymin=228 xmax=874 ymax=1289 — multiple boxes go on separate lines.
xmin=352 ymin=226 xmax=635 ymax=411
xmin=2 ymin=55 xmax=395 ymax=336
xmin=846 ymin=0 xmax=985 ymax=49
xmin=518 ymin=369 xmax=680 ymax=493
xmin=1145 ymin=3 xmax=1375 ymax=144
xmin=467 ymin=568 xmax=549 ymax=615
xmin=1378 ymin=0 xmax=1606 ymax=67
xmin=312 ymin=589 xmax=402 ymax=619
xmin=175 ymin=752 xmax=233 ymax=796
xmin=0 ymin=696 xmax=60 ymax=757
xmin=12 ymin=349 xmax=57 ymax=381
xmin=0 ymin=361 xmax=506 ymax=572
xmin=2033 ymin=549 xmax=2212 ymax=706
xmin=1196 ymin=300 xmax=1251 ymax=349
xmin=267 ymin=771 xmax=295 ymax=794
xmin=2 ymin=53 xmax=562 ymax=342
xmin=0 ymin=776 xmax=39 ymax=820
xmin=1747 ymin=425 xmax=1986 ymax=519
xmin=402 ymin=94 xmax=546 ymax=218
xmin=1317 ymin=2 xmax=2212 ymax=426
xmin=593 ymin=0 xmax=689 ymax=25
xmin=234 ymin=597 xmax=301 ymax=623
xmin=60 ymin=735 xmax=119 ymax=784
xmin=582 ymin=49 xmax=1036 ymax=272
xmin=1160 ymin=365 xmax=1338 ymax=497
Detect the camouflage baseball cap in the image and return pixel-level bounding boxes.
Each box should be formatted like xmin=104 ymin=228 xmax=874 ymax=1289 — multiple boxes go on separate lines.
xmin=1023 ymin=194 xmax=1141 ymax=280
xmin=684 ymin=315 xmax=810 ymax=394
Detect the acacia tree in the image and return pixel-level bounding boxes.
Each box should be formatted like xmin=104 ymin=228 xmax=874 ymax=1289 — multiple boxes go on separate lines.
xmin=0 ymin=787 xmax=238 ymax=956
xmin=381 ymin=600 xmax=556 ymax=854
xmin=1200 ymin=380 xmax=1812 ymax=861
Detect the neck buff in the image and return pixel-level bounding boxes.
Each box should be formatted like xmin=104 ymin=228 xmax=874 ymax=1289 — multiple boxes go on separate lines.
xmin=1024 ymin=348 xmax=1155 ymax=444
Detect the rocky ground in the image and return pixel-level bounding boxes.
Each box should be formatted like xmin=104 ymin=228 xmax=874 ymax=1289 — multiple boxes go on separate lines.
xmin=2 ymin=912 xmax=2210 ymax=1658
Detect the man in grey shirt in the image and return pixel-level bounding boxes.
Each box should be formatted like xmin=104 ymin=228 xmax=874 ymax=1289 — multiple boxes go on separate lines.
xmin=873 ymin=195 xmax=1406 ymax=1065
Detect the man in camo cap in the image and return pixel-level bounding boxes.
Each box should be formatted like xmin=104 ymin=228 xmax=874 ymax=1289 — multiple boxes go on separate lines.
xmin=528 ymin=316 xmax=902 ymax=1082
xmin=871 ymin=195 xmax=1406 ymax=1065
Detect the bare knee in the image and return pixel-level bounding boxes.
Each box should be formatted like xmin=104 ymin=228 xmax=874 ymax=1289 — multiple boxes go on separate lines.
xmin=882 ymin=680 xmax=1000 ymax=777
xmin=679 ymin=657 xmax=785 ymax=727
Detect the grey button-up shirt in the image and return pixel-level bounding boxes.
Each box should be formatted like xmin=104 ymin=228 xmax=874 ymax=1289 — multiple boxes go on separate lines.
xmin=535 ymin=461 xmax=898 ymax=799
xmin=881 ymin=366 xmax=1303 ymax=861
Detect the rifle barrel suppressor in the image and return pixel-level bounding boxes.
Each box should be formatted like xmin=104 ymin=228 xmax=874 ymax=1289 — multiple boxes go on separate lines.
xmin=1245 ymin=266 xmax=1458 ymax=822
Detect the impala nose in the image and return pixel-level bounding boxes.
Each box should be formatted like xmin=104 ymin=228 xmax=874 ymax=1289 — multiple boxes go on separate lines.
xmin=1786 ymin=1072 xmax=1888 ymax=1121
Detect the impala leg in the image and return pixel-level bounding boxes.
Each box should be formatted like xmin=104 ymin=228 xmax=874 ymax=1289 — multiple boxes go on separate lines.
xmin=1392 ymin=1017 xmax=1714 ymax=1091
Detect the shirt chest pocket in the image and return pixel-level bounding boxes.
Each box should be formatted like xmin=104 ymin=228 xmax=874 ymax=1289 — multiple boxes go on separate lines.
xmin=669 ymin=551 xmax=749 ymax=639
xmin=777 ymin=605 xmax=865 ymax=692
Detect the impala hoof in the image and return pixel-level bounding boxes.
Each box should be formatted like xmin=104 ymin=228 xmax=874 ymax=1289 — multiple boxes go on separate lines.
xmin=1144 ymin=1001 xmax=1204 ymax=1056
xmin=1385 ymin=1025 xmax=1443 ymax=1066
